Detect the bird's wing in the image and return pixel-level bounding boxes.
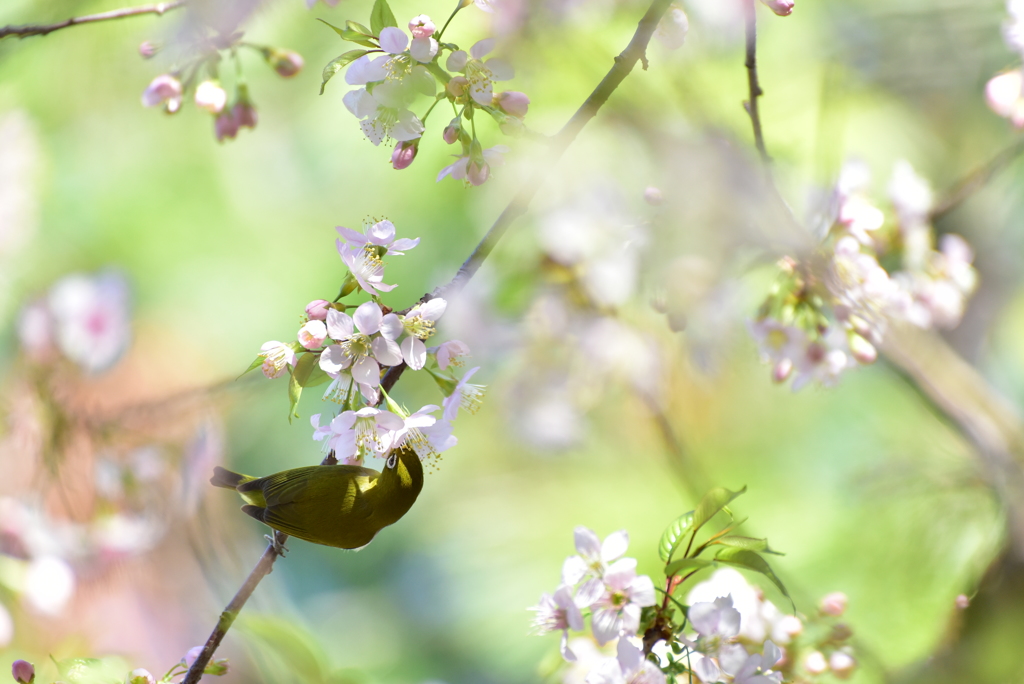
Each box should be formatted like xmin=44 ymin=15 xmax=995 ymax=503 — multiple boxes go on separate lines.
xmin=242 ymin=464 xmax=379 ymax=507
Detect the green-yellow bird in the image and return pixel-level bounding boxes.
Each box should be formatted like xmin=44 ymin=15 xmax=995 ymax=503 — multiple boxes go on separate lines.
xmin=209 ymin=445 xmax=423 ymax=549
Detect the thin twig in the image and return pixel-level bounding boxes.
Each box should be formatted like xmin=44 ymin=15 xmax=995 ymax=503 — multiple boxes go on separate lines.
xmin=0 ymin=1 xmax=185 ymax=40
xmin=742 ymin=0 xmax=769 ymax=165
xmin=181 ymin=530 xmax=287 ymax=684
xmin=406 ymin=0 xmax=675 ymax=312
xmin=929 ymin=135 xmax=1024 ymax=221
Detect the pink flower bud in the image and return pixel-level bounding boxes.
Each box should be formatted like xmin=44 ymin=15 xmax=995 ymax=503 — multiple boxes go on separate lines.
xmin=848 ymin=333 xmax=876 ymax=364
xmin=266 ymin=48 xmax=304 ymax=78
xmin=233 ymin=100 xmax=258 ymax=129
xmin=986 ymin=70 xmax=1024 ymax=127
xmin=391 ymin=140 xmax=418 ymax=170
xmin=305 ymin=300 xmax=331 ymax=321
xmin=760 ymin=0 xmax=794 ymax=15
xmin=820 ymin=591 xmax=848 ymax=616
xmin=138 ymin=41 xmax=158 ymax=58
xmin=215 ymin=109 xmax=240 ymax=142
xmin=141 ymin=74 xmax=183 ymax=112
xmin=467 ymin=160 xmax=490 ymax=186
xmin=803 ymin=652 xmax=827 ymax=675
xmin=184 ymin=646 xmax=203 ymax=667
xmin=11 ymin=660 xmax=34 ymax=684
xmin=443 ymin=118 xmax=461 ymax=144
xmin=195 ymin=80 xmax=227 ymax=114
xmin=127 ymin=669 xmax=155 ymax=684
xmin=448 ymin=76 xmax=469 ymax=98
xmin=955 ymin=594 xmax=970 ymax=609
xmin=772 ymin=358 xmax=793 ymax=383
xmin=644 ymin=186 xmax=663 ymax=205
xmin=408 ymin=15 xmax=436 ymax=39
xmin=298 ymin=320 xmax=328 ymax=349
xmin=828 ymin=651 xmax=856 ymax=679
xmin=497 ymin=91 xmax=530 ymax=118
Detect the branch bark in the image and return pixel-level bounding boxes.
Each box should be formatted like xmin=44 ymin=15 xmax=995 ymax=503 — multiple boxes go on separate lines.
xmin=742 ymin=0 xmax=769 ymax=165
xmin=0 ymin=1 xmax=184 ymax=40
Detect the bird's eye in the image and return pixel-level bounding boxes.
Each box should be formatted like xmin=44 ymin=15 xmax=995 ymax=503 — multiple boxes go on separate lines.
xmin=386 ymin=453 xmax=397 ymax=469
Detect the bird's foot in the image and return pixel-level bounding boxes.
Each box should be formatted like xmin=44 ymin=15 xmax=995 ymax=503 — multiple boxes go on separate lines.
xmin=265 ymin=533 xmax=289 ymax=557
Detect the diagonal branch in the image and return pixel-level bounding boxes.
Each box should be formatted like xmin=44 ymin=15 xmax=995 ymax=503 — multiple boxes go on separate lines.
xmin=929 ymin=135 xmax=1024 ymax=221
xmin=0 ymin=1 xmax=184 ymax=40
xmin=742 ymin=0 xmax=769 ymax=165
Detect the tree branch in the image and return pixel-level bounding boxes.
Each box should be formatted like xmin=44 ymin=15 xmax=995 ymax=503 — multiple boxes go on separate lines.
xmin=0 ymin=1 xmax=184 ymax=40
xmin=181 ymin=530 xmax=288 ymax=684
xmin=742 ymin=0 xmax=769 ymax=165
xmin=409 ymin=0 xmax=675 ymax=311
xmin=929 ymin=134 xmax=1024 ymax=221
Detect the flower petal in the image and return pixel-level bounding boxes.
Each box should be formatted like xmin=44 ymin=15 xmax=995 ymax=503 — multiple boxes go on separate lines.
xmin=352 ymin=356 xmax=380 ymax=386
xmin=379 ymin=27 xmax=409 ymax=54
xmin=319 ymin=344 xmax=350 ymax=373
xmin=470 ymin=38 xmax=495 ymax=60
xmin=446 ymin=50 xmax=468 ymax=72
xmin=353 ymin=301 xmax=383 ymax=334
xmin=574 ymin=526 xmax=601 ymax=559
xmin=326 ymin=309 xmax=354 ymax=340
xmin=591 ymin=608 xmax=621 ymax=645
xmin=379 ymin=313 xmax=404 ymax=340
xmin=485 ymin=57 xmax=514 ymax=80
xmin=372 ymin=335 xmax=403 ymax=366
xmin=601 ymin=530 xmax=629 ymax=562
xmin=401 ymin=336 xmax=427 ymax=370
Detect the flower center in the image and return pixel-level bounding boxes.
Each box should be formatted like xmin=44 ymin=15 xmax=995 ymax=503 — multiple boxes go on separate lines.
xmin=403 ymin=314 xmax=436 ymax=340
xmin=341 ymin=333 xmax=372 ymax=361
xmin=459 ymin=384 xmax=486 ymax=414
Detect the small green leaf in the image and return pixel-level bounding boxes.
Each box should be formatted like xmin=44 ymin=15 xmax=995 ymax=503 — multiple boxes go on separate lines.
xmin=240 ymin=354 xmax=264 ymax=377
xmin=692 ymin=486 xmax=747 ymax=534
xmin=712 ymin=535 xmax=784 ymax=555
xmin=346 ymin=19 xmax=373 ymax=35
xmin=204 ymin=659 xmax=229 ymax=677
xmin=317 ymin=18 xmax=347 ymax=37
xmin=664 ymin=557 xmax=712 ymax=577
xmin=658 ymin=511 xmax=695 ymax=563
xmin=298 ymin=357 xmax=331 ymax=387
xmin=317 ymin=19 xmax=377 ymax=47
xmin=369 ymin=0 xmax=398 ymax=35
xmin=321 ymin=49 xmax=371 ymax=94
xmin=714 ymin=547 xmax=791 ymax=601
xmin=288 ymin=352 xmax=319 ymax=422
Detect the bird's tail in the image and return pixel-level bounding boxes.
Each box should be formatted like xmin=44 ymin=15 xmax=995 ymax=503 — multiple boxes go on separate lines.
xmin=210 ymin=466 xmax=251 ymax=489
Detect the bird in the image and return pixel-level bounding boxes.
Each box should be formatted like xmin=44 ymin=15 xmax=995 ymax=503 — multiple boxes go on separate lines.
xmin=209 ymin=445 xmax=423 ymax=550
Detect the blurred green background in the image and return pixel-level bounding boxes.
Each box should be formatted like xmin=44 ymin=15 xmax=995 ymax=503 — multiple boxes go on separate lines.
xmin=1 ymin=0 xmax=1024 ymax=682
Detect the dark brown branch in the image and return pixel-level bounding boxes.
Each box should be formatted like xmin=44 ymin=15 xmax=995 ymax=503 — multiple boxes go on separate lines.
xmin=0 ymin=1 xmax=184 ymax=40
xmin=408 ymin=0 xmax=675 ymax=311
xmin=929 ymin=135 xmax=1024 ymax=221
xmin=742 ymin=0 xmax=769 ymax=165
xmin=181 ymin=531 xmax=287 ymax=684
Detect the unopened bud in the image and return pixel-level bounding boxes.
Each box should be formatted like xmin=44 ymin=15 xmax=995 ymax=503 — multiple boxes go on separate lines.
xmin=448 ymin=76 xmax=469 ymax=98
xmin=955 ymin=594 xmax=970 ymax=609
xmin=847 ymin=333 xmax=876 ymax=364
xmin=760 ymin=0 xmax=794 ymax=16
xmin=233 ymin=101 xmax=257 ymax=129
xmin=772 ymin=358 xmax=793 ymax=383
xmin=127 ymin=669 xmax=155 ymax=684
xmin=644 ymin=186 xmax=663 ymax=205
xmin=265 ymin=48 xmax=304 ymax=78
xmin=183 ymin=647 xmax=203 ymax=668
xmin=443 ymin=118 xmax=461 ymax=144
xmin=830 ymin=623 xmax=853 ymax=641
xmin=391 ymin=140 xmax=418 ymax=170
xmin=467 ymin=160 xmax=489 ymax=186
xmin=497 ymin=90 xmax=530 ymax=118
xmin=803 ymin=652 xmax=827 ymax=675
xmin=305 ymin=300 xmax=331 ymax=321
xmin=408 ymin=15 xmax=436 ymax=38
xmin=214 ymin=109 xmax=240 ymax=142
xmin=828 ymin=651 xmax=856 ymax=679
xmin=195 ymin=80 xmax=227 ymax=114
xmin=138 ymin=41 xmax=158 ymax=58
xmin=819 ymin=591 xmax=847 ymax=616
xmin=12 ymin=660 xmax=35 ymax=684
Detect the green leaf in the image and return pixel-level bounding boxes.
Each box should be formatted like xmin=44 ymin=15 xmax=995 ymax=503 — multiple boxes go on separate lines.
xmin=288 ymin=352 xmax=319 ymax=422
xmin=714 ymin=547 xmax=791 ymax=601
xmin=712 ymin=535 xmax=784 ymax=555
xmin=317 ymin=19 xmax=377 ymax=47
xmin=317 ymin=18 xmax=347 ymax=37
xmin=692 ymin=486 xmax=747 ymax=534
xmin=369 ymin=0 xmax=398 ymax=35
xmin=658 ymin=511 xmax=695 ymax=563
xmin=346 ymin=19 xmax=373 ymax=35
xmin=239 ymin=353 xmax=264 ymax=378
xmin=321 ymin=49 xmax=370 ymax=94
xmin=298 ymin=357 xmax=331 ymax=387
xmin=664 ymin=557 xmax=712 ymax=577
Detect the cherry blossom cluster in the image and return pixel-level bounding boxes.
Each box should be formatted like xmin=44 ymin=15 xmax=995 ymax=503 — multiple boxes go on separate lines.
xmin=252 ymin=219 xmax=481 ymax=468
xmin=749 ymin=160 xmax=978 ymax=390
xmin=985 ymin=0 xmax=1024 ymax=127
xmin=319 ymin=0 xmax=529 ymax=185
xmin=16 ymin=270 xmax=131 ymax=374
xmin=676 ymin=570 xmax=856 ymax=683
xmin=530 ymin=528 xmax=662 ymax=681
xmin=141 ymin=32 xmax=303 ymax=142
